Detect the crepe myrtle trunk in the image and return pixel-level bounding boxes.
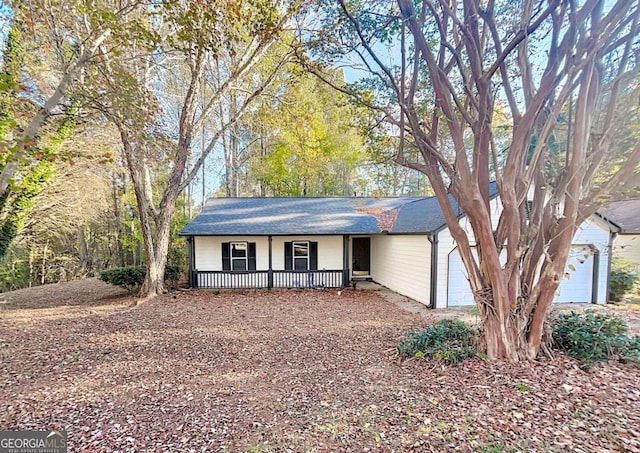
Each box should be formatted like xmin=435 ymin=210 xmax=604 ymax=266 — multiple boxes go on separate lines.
xmin=466 ymin=250 xmax=569 ymax=361
xmin=442 ymin=179 xmax=575 ymax=361
xmin=458 ymin=202 xmax=576 ymax=361
xmin=308 ymin=0 xmax=640 ymax=363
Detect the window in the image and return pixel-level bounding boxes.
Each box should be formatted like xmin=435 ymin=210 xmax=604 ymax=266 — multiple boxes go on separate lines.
xmin=284 ymin=241 xmax=318 ymax=271
xmin=222 ymin=242 xmax=257 ymax=271
xmin=231 ymin=242 xmax=248 ymax=271
xmin=293 ymin=241 xmax=309 ymax=271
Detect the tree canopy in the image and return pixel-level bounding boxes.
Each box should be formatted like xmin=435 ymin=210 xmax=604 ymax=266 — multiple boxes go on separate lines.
xmin=308 ymin=0 xmax=640 ymax=360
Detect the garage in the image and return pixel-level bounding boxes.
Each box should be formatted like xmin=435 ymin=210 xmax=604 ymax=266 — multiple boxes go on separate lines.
xmin=447 ymin=245 xmax=596 ymax=307
xmin=447 ymin=247 xmax=478 ymax=307
xmin=555 ymin=245 xmax=595 ymax=303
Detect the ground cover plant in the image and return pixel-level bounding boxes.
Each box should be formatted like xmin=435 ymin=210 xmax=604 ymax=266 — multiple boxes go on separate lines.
xmin=397 ymin=319 xmax=479 ymax=365
xmin=552 ymin=310 xmax=640 ymax=369
xmin=1 ymin=280 xmax=640 ymax=451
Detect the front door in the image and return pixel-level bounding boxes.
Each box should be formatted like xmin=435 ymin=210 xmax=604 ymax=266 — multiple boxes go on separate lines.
xmin=352 ymin=237 xmax=371 ymax=276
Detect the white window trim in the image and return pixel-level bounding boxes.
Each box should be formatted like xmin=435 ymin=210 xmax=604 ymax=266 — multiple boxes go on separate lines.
xmin=230 ymin=241 xmax=248 ymax=272
xmin=293 ymin=241 xmax=309 ymax=271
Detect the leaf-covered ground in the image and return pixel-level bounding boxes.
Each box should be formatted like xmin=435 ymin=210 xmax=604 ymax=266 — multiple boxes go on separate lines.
xmin=1 ymin=280 xmax=640 ymax=452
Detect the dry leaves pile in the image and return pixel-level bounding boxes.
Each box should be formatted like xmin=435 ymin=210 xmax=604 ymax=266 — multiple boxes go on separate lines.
xmin=1 ymin=280 xmax=639 ymax=452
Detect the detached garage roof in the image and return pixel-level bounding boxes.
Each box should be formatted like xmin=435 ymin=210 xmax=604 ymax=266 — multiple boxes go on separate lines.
xmin=180 ymin=195 xmax=466 ymax=236
xmin=600 ymin=199 xmax=640 ymax=234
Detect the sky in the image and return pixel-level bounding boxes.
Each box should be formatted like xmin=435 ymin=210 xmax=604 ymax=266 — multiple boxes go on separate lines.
xmin=0 ymin=3 xmax=11 ymax=59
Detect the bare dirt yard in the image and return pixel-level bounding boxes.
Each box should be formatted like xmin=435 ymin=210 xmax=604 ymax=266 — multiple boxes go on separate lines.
xmin=1 ymin=280 xmax=640 ymax=452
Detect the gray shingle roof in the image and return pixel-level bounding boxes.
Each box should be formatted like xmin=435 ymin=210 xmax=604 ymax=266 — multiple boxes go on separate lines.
xmin=180 ymin=183 xmax=494 ymax=236
xmin=181 ymin=193 xmax=470 ymax=236
xmin=600 ymin=199 xmax=640 ymax=234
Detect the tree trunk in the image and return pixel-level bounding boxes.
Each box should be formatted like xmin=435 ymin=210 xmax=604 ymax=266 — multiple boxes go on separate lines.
xmin=483 ymin=312 xmax=515 ymax=360
xmin=223 ymin=92 xmax=240 ymax=197
xmin=112 ymin=177 xmax=125 ymax=267
xmin=78 ymin=226 xmax=90 ymax=275
xmin=41 ymin=242 xmax=48 ymax=285
xmin=0 ymin=29 xmax=112 ymax=195
xmin=230 ymin=123 xmax=239 ymax=196
xmin=117 ymin=123 xmax=183 ymax=301
xmin=139 ymin=209 xmax=175 ymax=299
xmin=28 ymin=248 xmax=34 ymax=288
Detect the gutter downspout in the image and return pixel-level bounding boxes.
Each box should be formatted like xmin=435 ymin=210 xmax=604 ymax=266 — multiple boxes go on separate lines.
xmin=591 ymin=247 xmax=600 ymax=304
xmin=428 ymin=232 xmax=438 ymax=309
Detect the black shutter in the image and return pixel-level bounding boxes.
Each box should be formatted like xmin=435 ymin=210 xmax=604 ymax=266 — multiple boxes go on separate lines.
xmin=222 ymin=242 xmax=230 ymax=271
xmin=284 ymin=242 xmax=293 ymax=270
xmin=248 ymin=242 xmax=257 ymax=271
xmin=310 ymin=241 xmax=318 ymax=270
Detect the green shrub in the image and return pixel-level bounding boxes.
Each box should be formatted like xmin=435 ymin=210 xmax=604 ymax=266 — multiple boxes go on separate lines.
xmin=164 ymin=265 xmax=181 ymax=288
xmin=99 ymin=264 xmax=182 ymax=294
xmin=609 ymin=258 xmax=640 ymax=301
xmin=397 ymin=319 xmax=478 ymax=365
xmin=551 ymin=310 xmax=640 ymax=369
xmin=99 ymin=266 xmax=146 ymax=293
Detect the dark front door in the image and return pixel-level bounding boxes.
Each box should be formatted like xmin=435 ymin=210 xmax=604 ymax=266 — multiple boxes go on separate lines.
xmin=352 ymin=237 xmax=371 ymax=276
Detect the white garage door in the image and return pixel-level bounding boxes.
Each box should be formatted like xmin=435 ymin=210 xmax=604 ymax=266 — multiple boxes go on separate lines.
xmin=555 ymin=245 xmax=594 ymax=303
xmin=447 ymin=247 xmax=477 ymax=307
xmin=447 ymin=245 xmax=593 ymax=307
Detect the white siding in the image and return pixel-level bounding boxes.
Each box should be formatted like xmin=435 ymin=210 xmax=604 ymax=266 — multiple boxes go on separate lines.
xmin=370 ymin=235 xmax=431 ymax=306
xmin=613 ymin=234 xmax=640 ymax=268
xmin=194 ymin=236 xmax=269 ymax=271
xmin=271 ymin=236 xmax=343 ymax=270
xmin=194 ymin=235 xmax=344 ymax=271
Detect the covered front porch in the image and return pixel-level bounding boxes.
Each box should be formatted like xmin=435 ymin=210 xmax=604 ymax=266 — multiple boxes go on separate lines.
xmin=186 ymin=235 xmax=373 ymax=290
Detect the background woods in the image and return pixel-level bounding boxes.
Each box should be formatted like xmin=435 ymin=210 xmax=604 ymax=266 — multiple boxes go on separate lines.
xmin=0 ymin=0 xmax=415 ymax=292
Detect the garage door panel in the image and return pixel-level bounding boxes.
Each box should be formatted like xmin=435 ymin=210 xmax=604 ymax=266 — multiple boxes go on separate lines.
xmin=447 ymin=248 xmax=478 ymax=307
xmin=555 ymin=245 xmax=594 ymax=303
xmin=447 ymin=245 xmax=594 ymax=307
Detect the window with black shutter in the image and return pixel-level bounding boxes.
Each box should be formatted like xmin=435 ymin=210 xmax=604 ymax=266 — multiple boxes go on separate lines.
xmin=284 ymin=241 xmax=318 ymax=271
xmin=222 ymin=242 xmax=256 ymax=271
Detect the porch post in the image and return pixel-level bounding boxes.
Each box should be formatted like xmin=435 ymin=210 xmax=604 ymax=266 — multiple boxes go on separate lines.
xmin=187 ymin=236 xmax=197 ymax=288
xmin=343 ymin=235 xmax=350 ymax=287
xmin=268 ymin=235 xmax=273 ymax=288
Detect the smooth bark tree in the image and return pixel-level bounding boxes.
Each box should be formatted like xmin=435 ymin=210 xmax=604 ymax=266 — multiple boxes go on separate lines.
xmin=94 ymin=1 xmax=302 ymax=298
xmin=313 ymin=0 xmax=640 ymax=360
xmin=0 ymin=1 xmax=141 ymax=195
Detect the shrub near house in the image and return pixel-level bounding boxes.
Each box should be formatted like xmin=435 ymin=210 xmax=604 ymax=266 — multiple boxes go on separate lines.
xmin=609 ymin=258 xmax=640 ymax=301
xmin=99 ymin=265 xmax=180 ymax=294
